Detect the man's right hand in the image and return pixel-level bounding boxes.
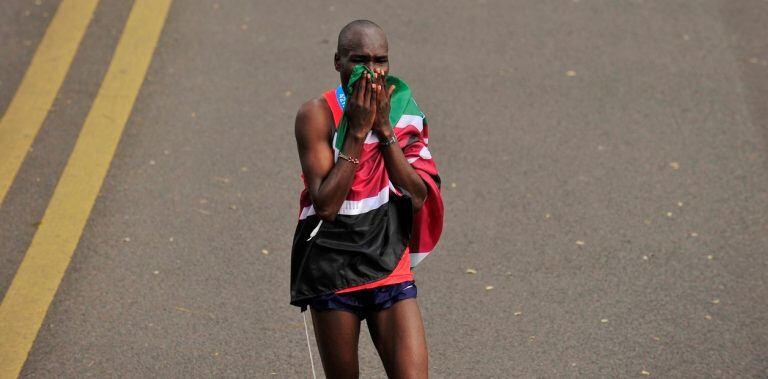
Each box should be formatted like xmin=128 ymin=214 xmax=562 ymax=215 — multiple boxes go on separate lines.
xmin=345 ymin=71 xmax=378 ymax=140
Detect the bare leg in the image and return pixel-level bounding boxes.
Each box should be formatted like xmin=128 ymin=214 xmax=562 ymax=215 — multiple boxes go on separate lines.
xmin=366 ymin=298 xmax=428 ymax=378
xmin=309 ymin=307 xmax=362 ymax=379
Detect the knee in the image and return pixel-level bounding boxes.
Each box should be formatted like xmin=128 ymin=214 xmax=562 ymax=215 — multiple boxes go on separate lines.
xmin=323 ymin=363 xmax=359 ymax=379
xmin=395 ymin=346 xmax=428 ymax=378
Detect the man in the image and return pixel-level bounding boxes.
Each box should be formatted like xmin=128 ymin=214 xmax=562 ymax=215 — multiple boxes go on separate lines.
xmin=290 ymin=20 xmax=443 ymax=378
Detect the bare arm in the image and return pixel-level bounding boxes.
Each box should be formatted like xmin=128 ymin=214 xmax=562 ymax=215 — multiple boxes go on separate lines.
xmin=376 ymin=128 xmax=428 ymax=212
xmin=294 ymin=73 xmax=377 ymax=221
xmin=370 ymin=69 xmax=428 ymax=211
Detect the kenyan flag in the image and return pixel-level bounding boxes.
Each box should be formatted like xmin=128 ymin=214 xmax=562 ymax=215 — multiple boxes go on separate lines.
xmin=290 ymin=67 xmax=443 ymax=310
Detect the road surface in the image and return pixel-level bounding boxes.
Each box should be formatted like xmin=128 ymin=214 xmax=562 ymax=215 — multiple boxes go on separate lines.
xmin=1 ymin=0 xmax=767 ymax=377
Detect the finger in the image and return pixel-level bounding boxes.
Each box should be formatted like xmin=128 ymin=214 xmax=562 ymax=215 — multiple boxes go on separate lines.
xmin=378 ymin=71 xmax=386 ymax=97
xmin=363 ymin=73 xmax=372 ymax=106
xmin=371 ymin=83 xmax=379 ymax=109
xmin=378 ymin=69 xmax=385 ymax=88
xmin=353 ymin=73 xmax=364 ymax=104
xmin=369 ymin=77 xmax=377 ymax=109
xmin=358 ymin=73 xmax=368 ymax=104
xmin=388 ymin=84 xmax=395 ymax=98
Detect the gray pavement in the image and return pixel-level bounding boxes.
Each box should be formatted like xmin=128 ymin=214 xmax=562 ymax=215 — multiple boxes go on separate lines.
xmin=1 ymin=0 xmax=767 ymax=377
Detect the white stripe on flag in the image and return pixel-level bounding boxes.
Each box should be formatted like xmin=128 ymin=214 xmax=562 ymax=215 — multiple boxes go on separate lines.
xmin=332 ymin=131 xmax=339 ymax=160
xmin=418 ymin=146 xmax=431 ymax=159
xmin=299 ymin=186 xmax=390 ymax=220
xmin=364 ymin=130 xmax=378 ymax=144
xmin=394 ymin=115 xmax=423 ymax=132
xmin=409 ymin=252 xmax=430 ymax=267
xmin=357 ymin=115 xmax=424 ymax=145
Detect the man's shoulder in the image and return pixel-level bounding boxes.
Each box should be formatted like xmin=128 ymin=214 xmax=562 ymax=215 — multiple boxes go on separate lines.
xmin=295 ymin=96 xmax=333 ymax=137
xmin=297 ymin=96 xmax=329 ymax=117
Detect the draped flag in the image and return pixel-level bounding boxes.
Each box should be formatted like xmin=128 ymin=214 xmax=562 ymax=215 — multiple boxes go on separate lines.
xmin=290 ymin=66 xmax=444 ymax=309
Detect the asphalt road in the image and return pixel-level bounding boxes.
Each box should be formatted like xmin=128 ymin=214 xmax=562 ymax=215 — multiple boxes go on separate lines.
xmin=1 ymin=0 xmax=767 ymax=377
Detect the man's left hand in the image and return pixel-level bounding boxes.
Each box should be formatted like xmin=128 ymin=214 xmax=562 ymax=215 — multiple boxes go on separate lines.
xmin=372 ymin=68 xmax=396 ymax=139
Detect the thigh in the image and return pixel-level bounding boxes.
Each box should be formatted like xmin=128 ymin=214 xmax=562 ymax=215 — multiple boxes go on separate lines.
xmin=310 ymin=308 xmax=362 ymax=379
xmin=366 ymin=298 xmax=428 ymax=379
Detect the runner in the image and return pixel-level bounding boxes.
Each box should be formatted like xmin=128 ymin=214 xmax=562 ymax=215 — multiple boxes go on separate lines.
xmin=290 ymin=20 xmax=443 ymax=378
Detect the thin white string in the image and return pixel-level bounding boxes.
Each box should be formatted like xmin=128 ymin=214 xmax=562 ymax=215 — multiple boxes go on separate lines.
xmin=302 ymin=311 xmax=317 ymax=379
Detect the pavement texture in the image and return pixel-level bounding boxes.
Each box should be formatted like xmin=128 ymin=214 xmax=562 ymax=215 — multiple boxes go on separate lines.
xmin=1 ymin=0 xmax=767 ymax=377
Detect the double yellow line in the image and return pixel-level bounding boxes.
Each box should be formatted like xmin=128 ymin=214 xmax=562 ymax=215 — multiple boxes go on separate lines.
xmin=0 ymin=0 xmax=172 ymax=377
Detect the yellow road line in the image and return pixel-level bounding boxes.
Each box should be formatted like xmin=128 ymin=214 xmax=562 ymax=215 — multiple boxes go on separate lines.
xmin=0 ymin=1 xmax=173 ymax=377
xmin=0 ymin=0 xmax=99 ymax=207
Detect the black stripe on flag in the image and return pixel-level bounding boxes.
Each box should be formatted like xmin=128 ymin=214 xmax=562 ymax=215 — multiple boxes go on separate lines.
xmin=290 ymin=190 xmax=413 ymax=308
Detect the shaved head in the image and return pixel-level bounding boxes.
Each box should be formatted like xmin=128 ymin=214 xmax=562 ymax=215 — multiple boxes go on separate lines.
xmin=337 ymin=20 xmax=386 ymax=56
xmin=334 ymin=20 xmax=390 ymax=92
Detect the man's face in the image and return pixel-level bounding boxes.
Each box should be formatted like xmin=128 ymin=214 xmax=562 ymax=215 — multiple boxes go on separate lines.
xmin=335 ymin=27 xmax=389 ymax=91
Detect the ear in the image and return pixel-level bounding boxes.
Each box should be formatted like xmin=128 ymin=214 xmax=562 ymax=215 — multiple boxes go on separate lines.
xmin=334 ymin=52 xmax=341 ymax=72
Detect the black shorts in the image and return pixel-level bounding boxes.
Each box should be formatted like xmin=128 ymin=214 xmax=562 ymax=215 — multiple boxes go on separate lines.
xmin=306 ymin=280 xmax=417 ymax=320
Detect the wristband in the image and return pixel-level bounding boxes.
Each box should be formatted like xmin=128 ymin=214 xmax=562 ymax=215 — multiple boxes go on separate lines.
xmin=380 ymin=135 xmax=398 ymax=148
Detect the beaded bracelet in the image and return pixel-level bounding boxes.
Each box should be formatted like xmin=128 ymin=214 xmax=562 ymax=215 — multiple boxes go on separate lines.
xmin=338 ymin=152 xmax=359 ymax=164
